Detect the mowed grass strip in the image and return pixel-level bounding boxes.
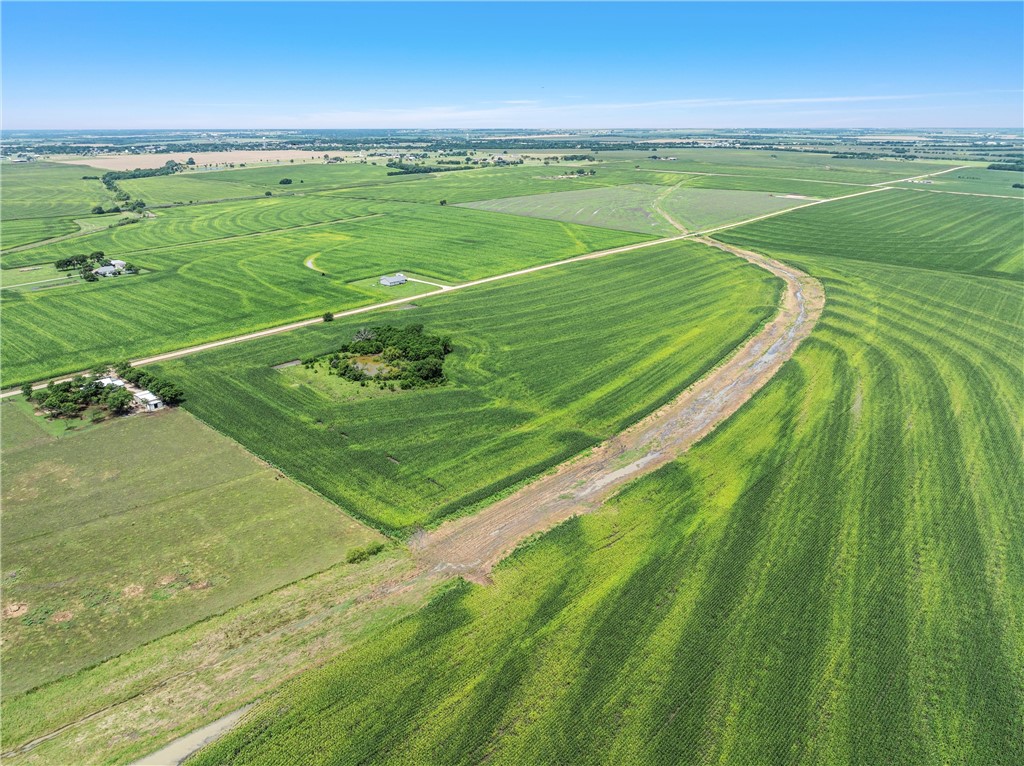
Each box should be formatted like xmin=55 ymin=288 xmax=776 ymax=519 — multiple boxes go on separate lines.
xmin=189 ymin=246 xmax=1024 ymax=766
xmin=0 ymin=205 xmax=648 ymax=385
xmin=0 ymin=404 xmax=383 ymax=695
xmin=718 ymin=187 xmax=1024 ymax=279
xmin=152 ymin=240 xmax=780 ymax=533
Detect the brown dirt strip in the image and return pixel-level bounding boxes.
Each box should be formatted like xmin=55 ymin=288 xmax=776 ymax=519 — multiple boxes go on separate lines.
xmin=411 ymin=237 xmax=824 ymax=583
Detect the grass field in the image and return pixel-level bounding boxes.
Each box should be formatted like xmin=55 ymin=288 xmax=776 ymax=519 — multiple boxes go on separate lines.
xmin=1 ymin=205 xmax=647 ymax=385
xmin=151 ymin=240 xmax=779 ymax=533
xmin=190 ymin=208 xmax=1024 ymax=766
xmin=0 ymin=403 xmax=382 ymax=695
xmin=0 ymin=162 xmax=113 ymax=221
xmin=459 ymin=184 xmax=819 ymax=235
xmin=718 ymin=188 xmax=1023 ymax=280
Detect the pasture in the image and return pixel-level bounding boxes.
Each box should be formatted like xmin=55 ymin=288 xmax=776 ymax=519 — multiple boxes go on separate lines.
xmin=150 ymin=239 xmax=780 ymax=533
xmin=189 ymin=209 xmax=1024 ymax=766
xmin=718 ymin=187 xmax=1023 ymax=279
xmin=0 ymin=404 xmax=382 ymax=695
xmin=1 ymin=204 xmax=646 ymax=385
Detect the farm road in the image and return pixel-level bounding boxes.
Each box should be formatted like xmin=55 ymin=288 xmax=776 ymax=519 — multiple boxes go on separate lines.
xmin=1 ymin=185 xmax=883 ymax=398
xmin=410 ymin=237 xmax=824 ymax=581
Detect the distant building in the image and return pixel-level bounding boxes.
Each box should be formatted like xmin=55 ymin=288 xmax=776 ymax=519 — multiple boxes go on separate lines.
xmin=110 ymin=259 xmax=127 ymax=269
xmin=93 ymin=265 xmax=119 ymax=277
xmin=380 ymin=273 xmax=407 ymax=287
xmin=134 ymin=390 xmax=163 ymax=411
xmin=96 ymin=376 xmax=126 ymax=388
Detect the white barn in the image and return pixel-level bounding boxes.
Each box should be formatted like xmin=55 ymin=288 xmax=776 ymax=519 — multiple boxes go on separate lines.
xmin=134 ymin=390 xmax=163 ymax=411
xmin=380 ymin=273 xmax=407 ymax=287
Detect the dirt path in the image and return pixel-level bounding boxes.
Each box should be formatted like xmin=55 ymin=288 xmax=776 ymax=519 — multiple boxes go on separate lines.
xmin=1 ymin=186 xmax=882 ymax=398
xmin=872 ymin=164 xmax=968 ymax=186
xmin=411 ymin=237 xmax=824 ymax=581
xmin=652 ymin=181 xmax=688 ymax=233
xmin=129 ymin=706 xmax=254 ymax=766
xmin=405 ymin=276 xmax=451 ymax=290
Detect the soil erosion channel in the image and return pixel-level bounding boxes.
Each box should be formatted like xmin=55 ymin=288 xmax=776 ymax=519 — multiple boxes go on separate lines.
xmin=412 ymin=237 xmax=824 ymax=582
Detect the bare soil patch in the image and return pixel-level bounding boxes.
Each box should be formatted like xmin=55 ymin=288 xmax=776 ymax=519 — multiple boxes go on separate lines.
xmin=3 ymin=603 xmax=29 ymax=619
xmin=122 ymin=585 xmax=145 ymax=599
xmin=411 ymin=238 xmax=824 ymax=581
xmin=51 ymin=611 xmax=74 ymax=623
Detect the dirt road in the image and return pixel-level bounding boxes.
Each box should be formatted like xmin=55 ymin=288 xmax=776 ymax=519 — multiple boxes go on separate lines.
xmin=411 ymin=237 xmax=824 ymax=581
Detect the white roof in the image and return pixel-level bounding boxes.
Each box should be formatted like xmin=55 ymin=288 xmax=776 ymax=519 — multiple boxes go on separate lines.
xmin=110 ymin=259 xmax=127 ymax=268
xmin=134 ymin=390 xmax=162 ymax=403
xmin=97 ymin=377 xmax=125 ymax=387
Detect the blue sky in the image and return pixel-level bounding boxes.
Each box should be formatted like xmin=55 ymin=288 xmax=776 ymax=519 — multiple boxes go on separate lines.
xmin=2 ymin=2 xmax=1021 ymax=129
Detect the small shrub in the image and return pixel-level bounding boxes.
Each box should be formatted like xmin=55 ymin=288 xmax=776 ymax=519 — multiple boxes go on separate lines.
xmin=345 ymin=542 xmax=386 ymax=565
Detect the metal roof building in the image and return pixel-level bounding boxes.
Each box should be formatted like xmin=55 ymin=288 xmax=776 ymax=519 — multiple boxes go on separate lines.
xmin=380 ymin=273 xmax=407 ymax=287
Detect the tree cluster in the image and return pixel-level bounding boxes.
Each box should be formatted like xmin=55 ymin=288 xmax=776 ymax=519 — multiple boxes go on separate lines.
xmin=303 ymin=324 xmax=452 ymax=390
xmin=385 ymin=161 xmax=472 ymax=176
xmin=112 ymin=361 xmax=184 ymax=405
xmin=24 ymin=375 xmax=133 ymax=418
xmin=988 ymin=162 xmax=1024 ymax=172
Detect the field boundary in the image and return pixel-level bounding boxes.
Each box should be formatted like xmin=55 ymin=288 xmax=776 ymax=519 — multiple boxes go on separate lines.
xmin=0 ymin=185 xmax=889 ymax=397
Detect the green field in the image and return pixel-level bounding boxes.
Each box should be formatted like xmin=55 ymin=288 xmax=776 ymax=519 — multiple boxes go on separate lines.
xmin=0 ymin=404 xmax=382 ymax=694
xmin=0 ymin=162 xmax=113 ymax=220
xmin=0 ymin=216 xmax=79 ymax=249
xmin=676 ymin=171 xmax=870 ymax=198
xmin=1 ymin=194 xmax=389 ymax=269
xmin=605 ymin=149 xmax=957 ymax=184
xmin=1 ymin=205 xmax=647 ymax=385
xmin=190 ymin=205 xmax=1024 ymax=766
xmin=890 ymin=167 xmax=1024 ymax=197
xmin=718 ymin=188 xmax=1023 ymax=280
xmin=460 ymin=184 xmax=820 ymax=235
xmin=151 ymin=240 xmax=779 ymax=533
xmin=118 ymin=161 xmax=393 ymax=205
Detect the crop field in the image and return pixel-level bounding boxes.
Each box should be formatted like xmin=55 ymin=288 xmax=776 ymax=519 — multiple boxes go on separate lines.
xmin=674 ymin=172 xmax=869 ymax=198
xmin=1 ymin=194 xmax=390 ymax=269
xmin=151 ymin=240 xmax=780 ymax=533
xmin=0 ymin=216 xmax=79 ymax=250
xmin=0 ymin=162 xmax=114 ymax=220
xmin=459 ymin=184 xmax=676 ymax=234
xmin=190 ymin=213 xmax=1024 ymax=766
xmin=1 ymin=205 xmax=646 ymax=385
xmin=890 ymin=167 xmax=1024 ymax=197
xmin=328 ymin=163 xmax=627 ymax=204
xmin=605 ymin=149 xmax=958 ymax=184
xmin=119 ymin=161 xmax=393 ymax=205
xmin=718 ymin=188 xmax=1023 ymax=279
xmin=460 ymin=184 xmax=818 ymax=234
xmin=0 ymin=404 xmax=382 ymax=695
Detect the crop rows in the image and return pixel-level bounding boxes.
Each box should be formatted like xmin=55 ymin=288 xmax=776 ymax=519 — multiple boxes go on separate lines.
xmin=154 ymin=240 xmax=778 ymax=533
xmin=1 ymin=205 xmax=646 ymax=385
xmin=190 ymin=223 xmax=1023 ymax=766
xmin=719 ymin=187 xmax=1024 ymax=279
